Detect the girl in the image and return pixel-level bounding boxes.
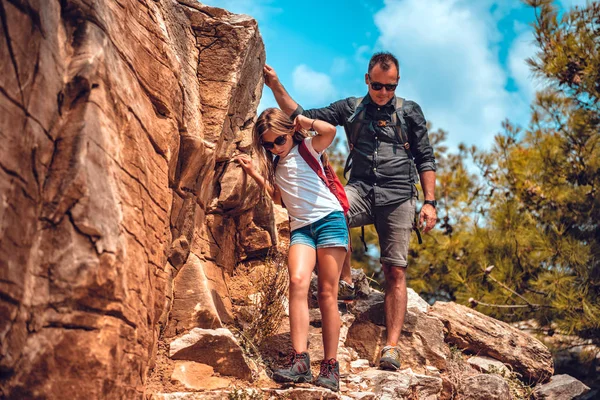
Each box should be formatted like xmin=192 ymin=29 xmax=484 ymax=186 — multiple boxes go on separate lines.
xmin=235 ymin=108 xmax=348 ymax=392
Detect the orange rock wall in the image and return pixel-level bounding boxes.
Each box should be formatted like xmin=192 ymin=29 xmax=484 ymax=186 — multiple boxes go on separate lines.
xmin=0 ymin=0 xmax=268 ymax=398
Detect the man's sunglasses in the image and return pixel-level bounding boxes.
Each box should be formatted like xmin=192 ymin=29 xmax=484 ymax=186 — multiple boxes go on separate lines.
xmin=261 ymin=134 xmax=288 ymax=150
xmin=368 ymin=76 xmax=398 ymax=91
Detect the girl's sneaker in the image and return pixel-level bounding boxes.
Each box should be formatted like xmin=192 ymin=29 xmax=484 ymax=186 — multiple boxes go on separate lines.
xmin=314 ymin=358 xmax=340 ymax=392
xmin=272 ymin=351 xmax=313 ymax=383
xmin=338 ymin=280 xmax=355 ymax=301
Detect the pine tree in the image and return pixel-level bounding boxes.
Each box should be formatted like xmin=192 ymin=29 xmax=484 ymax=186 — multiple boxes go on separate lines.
xmin=408 ymin=0 xmax=600 ymax=343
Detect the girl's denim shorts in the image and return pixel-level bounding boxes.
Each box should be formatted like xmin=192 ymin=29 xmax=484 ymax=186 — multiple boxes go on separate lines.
xmin=290 ymin=211 xmax=349 ymax=251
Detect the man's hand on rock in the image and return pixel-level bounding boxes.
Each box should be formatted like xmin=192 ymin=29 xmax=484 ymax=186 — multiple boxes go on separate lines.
xmin=263 ymin=64 xmax=279 ymax=89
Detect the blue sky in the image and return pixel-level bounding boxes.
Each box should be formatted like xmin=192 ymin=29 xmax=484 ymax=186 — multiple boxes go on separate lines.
xmin=203 ymin=0 xmax=589 ymax=150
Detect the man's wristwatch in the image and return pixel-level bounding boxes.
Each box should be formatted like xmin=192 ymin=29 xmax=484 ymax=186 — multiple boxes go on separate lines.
xmin=424 ymin=200 xmax=437 ymax=209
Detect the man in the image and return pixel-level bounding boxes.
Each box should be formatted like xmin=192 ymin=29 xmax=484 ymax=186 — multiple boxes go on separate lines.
xmin=264 ymin=52 xmax=437 ymax=370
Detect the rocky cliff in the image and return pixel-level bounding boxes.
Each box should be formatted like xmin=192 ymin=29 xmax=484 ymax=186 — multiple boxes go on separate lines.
xmin=0 ymin=1 xmax=594 ymax=400
xmin=0 ymin=0 xmax=271 ymax=398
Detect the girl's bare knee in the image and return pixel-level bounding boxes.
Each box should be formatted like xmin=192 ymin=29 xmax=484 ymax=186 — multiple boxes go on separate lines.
xmin=289 ymin=274 xmax=310 ymax=292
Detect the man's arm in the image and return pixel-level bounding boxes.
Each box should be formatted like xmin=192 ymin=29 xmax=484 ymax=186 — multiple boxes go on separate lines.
xmin=264 ymin=64 xmax=351 ymax=126
xmin=405 ymin=101 xmax=436 ymax=173
xmin=405 ymin=101 xmax=437 ymax=233
xmin=264 ymin=65 xmax=298 ymax=116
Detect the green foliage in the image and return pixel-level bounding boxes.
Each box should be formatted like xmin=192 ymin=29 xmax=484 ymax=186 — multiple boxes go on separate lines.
xmin=525 ymin=0 xmax=600 ymax=109
xmin=409 ymin=0 xmax=600 ymax=344
xmin=327 ymin=1 xmax=600 ymax=344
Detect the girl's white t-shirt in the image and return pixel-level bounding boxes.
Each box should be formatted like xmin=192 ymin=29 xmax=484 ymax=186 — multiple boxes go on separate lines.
xmin=275 ymin=137 xmax=343 ymax=231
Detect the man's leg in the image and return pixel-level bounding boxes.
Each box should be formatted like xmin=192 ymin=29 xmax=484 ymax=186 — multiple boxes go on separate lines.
xmin=340 ymin=186 xmax=373 ymax=286
xmin=382 ymin=263 xmax=407 ymax=346
xmin=340 ymin=250 xmax=353 ymax=285
xmin=375 ymin=198 xmax=416 ymax=369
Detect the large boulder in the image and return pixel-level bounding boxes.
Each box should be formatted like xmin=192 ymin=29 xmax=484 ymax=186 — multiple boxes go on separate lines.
xmin=169 ymin=327 xmax=253 ymax=380
xmin=431 ymin=301 xmax=554 ymax=382
xmin=534 ymin=374 xmax=591 ymax=400
xmin=345 ymin=289 xmax=448 ymax=372
xmin=163 ymin=254 xmax=233 ymax=337
xmin=356 ymin=369 xmax=443 ymax=400
xmin=460 ymin=374 xmax=511 ymax=400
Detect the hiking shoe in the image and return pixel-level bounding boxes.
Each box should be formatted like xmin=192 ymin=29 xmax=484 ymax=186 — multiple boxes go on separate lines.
xmin=272 ymin=351 xmax=313 ymax=383
xmin=379 ymin=345 xmax=401 ymax=370
xmin=314 ymin=358 xmax=340 ymax=392
xmin=338 ymin=280 xmax=355 ymax=301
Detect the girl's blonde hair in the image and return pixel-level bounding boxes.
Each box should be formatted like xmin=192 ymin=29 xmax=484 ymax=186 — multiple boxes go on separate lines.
xmin=252 ymin=108 xmax=309 ymax=190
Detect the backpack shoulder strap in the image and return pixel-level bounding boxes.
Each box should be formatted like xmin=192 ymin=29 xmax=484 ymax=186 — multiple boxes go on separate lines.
xmin=390 ymin=96 xmax=414 ymax=159
xmin=342 ymin=97 xmax=368 ymax=178
xmin=346 ymin=97 xmax=367 ymax=150
xmin=298 ymin=140 xmax=327 ymax=182
xmin=298 ymin=140 xmax=350 ymax=215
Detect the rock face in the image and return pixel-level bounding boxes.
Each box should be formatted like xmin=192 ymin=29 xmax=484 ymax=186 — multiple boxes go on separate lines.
xmin=0 ymin=1 xmax=268 ymax=398
xmin=431 ymin=301 xmax=554 ymax=382
xmin=170 ymin=361 xmax=231 ymax=391
xmin=169 ymin=328 xmax=253 ymax=380
xmin=460 ymin=374 xmax=511 ymax=400
xmin=534 ymin=374 xmax=591 ymax=400
xmin=346 ymin=288 xmax=449 ymax=372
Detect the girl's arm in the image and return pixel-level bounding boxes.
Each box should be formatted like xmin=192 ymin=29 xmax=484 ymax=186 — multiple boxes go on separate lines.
xmin=234 ymin=154 xmax=282 ymax=205
xmin=294 ymin=115 xmax=337 ymax=154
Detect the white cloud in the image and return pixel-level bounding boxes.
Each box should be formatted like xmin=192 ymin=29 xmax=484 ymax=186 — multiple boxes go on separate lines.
xmin=373 ymin=0 xmax=534 ymax=149
xmin=354 ymin=44 xmax=371 ymax=67
xmin=330 ymin=57 xmax=349 ymax=75
xmin=508 ymin=31 xmax=544 ymax=104
xmin=292 ymin=65 xmax=337 ymax=106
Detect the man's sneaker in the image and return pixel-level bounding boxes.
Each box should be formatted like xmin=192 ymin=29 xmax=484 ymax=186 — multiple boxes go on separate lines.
xmin=314 ymin=358 xmax=340 ymax=392
xmin=338 ymin=280 xmax=355 ymax=301
xmin=272 ymin=351 xmax=313 ymax=383
xmin=379 ymin=345 xmax=401 ymax=370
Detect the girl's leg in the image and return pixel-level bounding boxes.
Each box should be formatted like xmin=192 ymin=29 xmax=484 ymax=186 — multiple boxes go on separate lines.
xmin=316 ymin=246 xmax=346 ymax=360
xmin=288 ymin=243 xmax=317 ymax=352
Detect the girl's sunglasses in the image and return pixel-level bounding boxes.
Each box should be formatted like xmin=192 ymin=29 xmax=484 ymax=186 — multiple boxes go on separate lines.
xmin=368 ymin=76 xmax=398 ymax=91
xmin=261 ymin=134 xmax=288 ymax=150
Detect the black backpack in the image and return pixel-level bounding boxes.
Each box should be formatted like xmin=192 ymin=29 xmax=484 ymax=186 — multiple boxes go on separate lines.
xmin=342 ymin=96 xmax=422 ymax=246
xmin=342 ymin=96 xmax=416 ymax=183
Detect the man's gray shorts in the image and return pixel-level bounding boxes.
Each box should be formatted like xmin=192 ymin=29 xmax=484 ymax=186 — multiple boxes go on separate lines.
xmin=346 ymin=185 xmax=416 ymax=267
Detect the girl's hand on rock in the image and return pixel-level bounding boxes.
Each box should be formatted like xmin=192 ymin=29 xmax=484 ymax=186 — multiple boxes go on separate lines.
xmin=234 ymin=154 xmax=255 ymax=175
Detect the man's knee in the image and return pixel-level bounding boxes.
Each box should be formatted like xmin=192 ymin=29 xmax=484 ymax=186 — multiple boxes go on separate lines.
xmin=383 ymin=263 xmax=407 ymax=287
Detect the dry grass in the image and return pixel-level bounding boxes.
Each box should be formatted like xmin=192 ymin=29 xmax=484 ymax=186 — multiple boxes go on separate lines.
xmin=443 ymin=346 xmax=536 ymax=400
xmin=443 ymin=346 xmax=478 ymax=399
xmin=242 ymin=246 xmax=289 ymax=349
xmin=486 ymin=365 xmax=535 ymax=400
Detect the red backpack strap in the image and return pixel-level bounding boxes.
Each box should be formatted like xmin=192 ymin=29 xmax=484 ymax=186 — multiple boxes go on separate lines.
xmin=298 ymin=140 xmax=350 ymax=214
xmin=298 ymin=140 xmax=328 ymax=182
